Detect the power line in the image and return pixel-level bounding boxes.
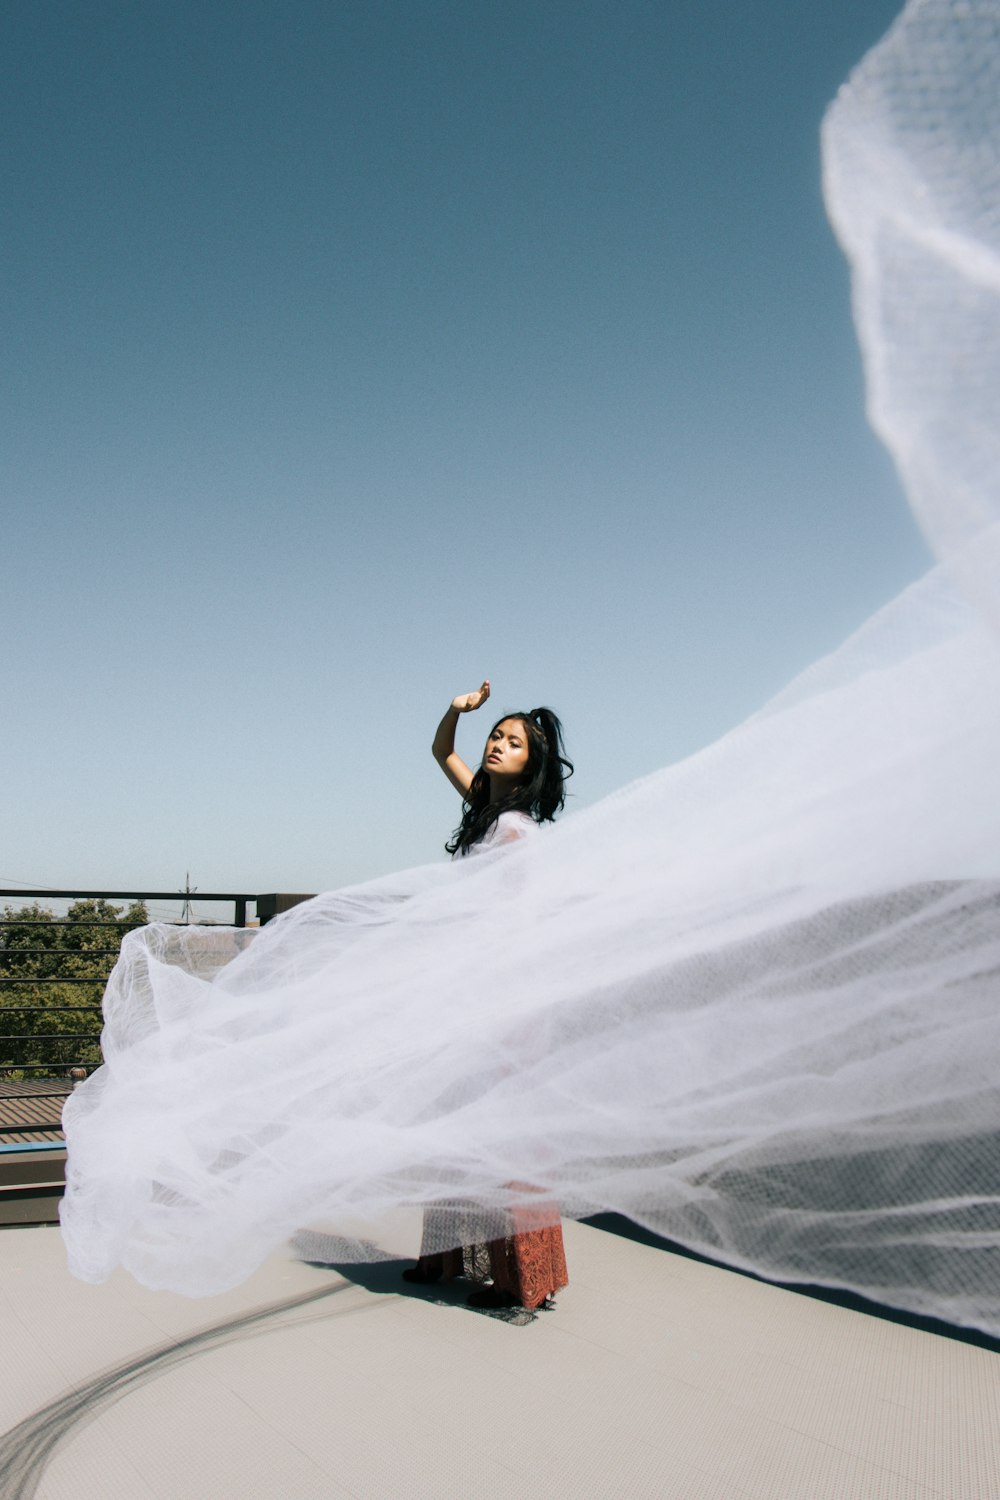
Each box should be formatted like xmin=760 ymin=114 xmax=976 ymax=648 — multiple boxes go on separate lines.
xmin=0 ymin=875 xmax=64 ymax=889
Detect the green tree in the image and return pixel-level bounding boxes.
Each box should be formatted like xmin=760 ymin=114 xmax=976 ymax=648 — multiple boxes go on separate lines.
xmin=0 ymin=899 xmax=148 ymax=1078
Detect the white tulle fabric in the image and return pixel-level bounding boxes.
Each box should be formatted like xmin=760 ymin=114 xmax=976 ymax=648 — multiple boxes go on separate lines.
xmin=62 ymin=0 xmax=1000 ymax=1332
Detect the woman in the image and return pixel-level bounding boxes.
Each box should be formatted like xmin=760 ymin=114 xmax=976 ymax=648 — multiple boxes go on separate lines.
xmin=403 ymin=679 xmax=574 ymax=1310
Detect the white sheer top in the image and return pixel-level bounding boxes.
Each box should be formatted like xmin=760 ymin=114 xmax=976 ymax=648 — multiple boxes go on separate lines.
xmin=464 ymin=810 xmax=536 ymax=857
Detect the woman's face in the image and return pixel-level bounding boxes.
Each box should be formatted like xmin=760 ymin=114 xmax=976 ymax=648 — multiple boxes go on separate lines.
xmin=483 ymin=718 xmax=531 ymax=787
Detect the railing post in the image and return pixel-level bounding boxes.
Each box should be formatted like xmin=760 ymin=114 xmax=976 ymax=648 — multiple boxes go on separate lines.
xmin=255 ymin=894 xmax=316 ymax=926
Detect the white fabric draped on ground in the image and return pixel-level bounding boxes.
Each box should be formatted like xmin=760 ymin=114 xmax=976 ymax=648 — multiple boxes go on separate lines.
xmin=62 ymin=0 xmax=1000 ymax=1333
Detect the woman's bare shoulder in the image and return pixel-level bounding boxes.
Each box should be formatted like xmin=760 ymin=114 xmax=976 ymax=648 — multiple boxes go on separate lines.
xmin=492 ymin=811 xmax=537 ymax=841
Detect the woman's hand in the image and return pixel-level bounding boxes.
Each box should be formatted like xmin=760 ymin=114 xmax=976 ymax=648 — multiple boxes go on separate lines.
xmin=451 ymin=680 xmax=490 ymax=714
xmin=434 ymin=681 xmax=490 ymax=796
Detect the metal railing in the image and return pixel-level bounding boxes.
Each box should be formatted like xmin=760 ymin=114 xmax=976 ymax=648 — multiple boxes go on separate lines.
xmin=0 ymin=888 xmax=316 ymax=1222
xmin=1 ymin=889 xmax=257 ymax=1089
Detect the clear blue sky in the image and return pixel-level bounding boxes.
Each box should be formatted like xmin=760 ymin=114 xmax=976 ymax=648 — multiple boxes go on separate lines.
xmin=2 ymin=0 xmax=925 ymax=903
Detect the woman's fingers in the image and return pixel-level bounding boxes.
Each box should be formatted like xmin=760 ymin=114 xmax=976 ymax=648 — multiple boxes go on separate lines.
xmin=454 ymin=679 xmax=490 ymax=712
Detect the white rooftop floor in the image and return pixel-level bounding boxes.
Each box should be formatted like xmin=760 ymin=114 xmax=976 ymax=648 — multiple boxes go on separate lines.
xmin=0 ymin=1217 xmax=997 ymax=1499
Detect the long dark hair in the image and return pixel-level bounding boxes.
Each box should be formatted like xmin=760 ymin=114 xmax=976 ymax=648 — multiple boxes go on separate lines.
xmin=446 ymin=707 xmax=573 ymax=856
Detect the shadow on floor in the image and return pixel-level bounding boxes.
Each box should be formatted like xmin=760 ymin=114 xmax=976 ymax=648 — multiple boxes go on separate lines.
xmin=297 ymin=1250 xmax=540 ymax=1326
xmin=0 ymin=1276 xmax=367 ymax=1500
xmin=584 ymin=1212 xmax=1000 ymax=1355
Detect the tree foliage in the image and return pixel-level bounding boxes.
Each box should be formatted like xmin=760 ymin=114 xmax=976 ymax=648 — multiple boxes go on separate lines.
xmin=0 ymin=899 xmax=148 ymax=1077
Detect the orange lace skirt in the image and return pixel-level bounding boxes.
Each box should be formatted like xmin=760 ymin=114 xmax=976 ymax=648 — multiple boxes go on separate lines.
xmin=416 ymin=1192 xmax=569 ymax=1309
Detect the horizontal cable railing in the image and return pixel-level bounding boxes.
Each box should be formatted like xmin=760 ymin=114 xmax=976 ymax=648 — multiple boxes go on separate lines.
xmin=1 ymin=890 xmax=254 ymax=926
xmin=0 ymin=889 xmax=318 ymax=1137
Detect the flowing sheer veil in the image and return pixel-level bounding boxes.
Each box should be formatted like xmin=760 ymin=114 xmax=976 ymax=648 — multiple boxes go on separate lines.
xmin=62 ymin=0 xmax=1000 ymax=1333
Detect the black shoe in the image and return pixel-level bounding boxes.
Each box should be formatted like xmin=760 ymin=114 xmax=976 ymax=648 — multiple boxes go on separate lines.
xmin=402 ymin=1262 xmax=443 ymax=1284
xmin=466 ymin=1286 xmax=519 ymax=1309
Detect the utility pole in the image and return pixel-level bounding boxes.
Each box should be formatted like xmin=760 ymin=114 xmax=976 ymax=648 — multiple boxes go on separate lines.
xmin=179 ymin=872 xmax=197 ymax=925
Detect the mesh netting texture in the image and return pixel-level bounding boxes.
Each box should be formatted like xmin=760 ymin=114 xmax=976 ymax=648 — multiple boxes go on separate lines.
xmin=62 ymin=0 xmax=1000 ymax=1332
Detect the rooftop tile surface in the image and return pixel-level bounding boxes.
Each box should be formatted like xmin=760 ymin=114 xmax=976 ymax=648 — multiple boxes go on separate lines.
xmin=0 ymin=1216 xmax=996 ymax=1499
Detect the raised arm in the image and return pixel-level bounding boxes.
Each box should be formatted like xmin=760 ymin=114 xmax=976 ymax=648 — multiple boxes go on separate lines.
xmin=433 ymin=680 xmax=490 ymax=797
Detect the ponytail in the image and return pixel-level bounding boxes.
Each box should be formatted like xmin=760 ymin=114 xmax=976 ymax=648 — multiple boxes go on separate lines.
xmin=525 ymin=707 xmax=573 ymax=822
